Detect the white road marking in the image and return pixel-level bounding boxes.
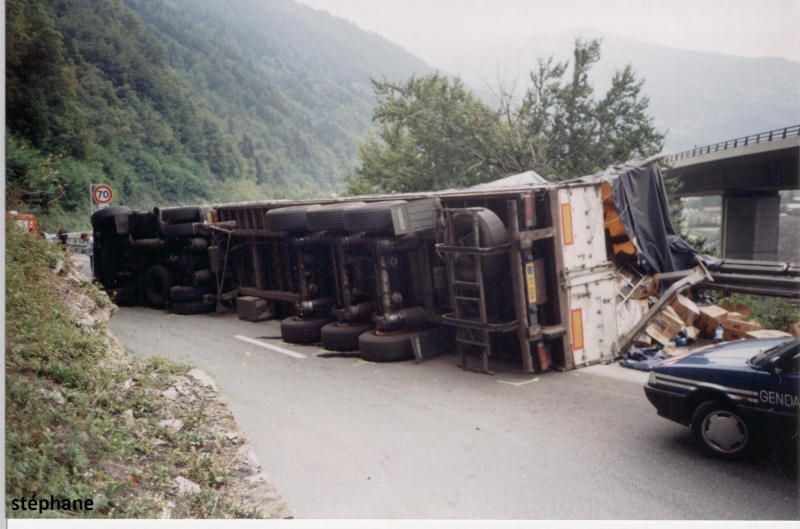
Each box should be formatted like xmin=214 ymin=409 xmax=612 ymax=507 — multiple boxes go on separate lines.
xmin=234 ymin=335 xmax=306 ymax=359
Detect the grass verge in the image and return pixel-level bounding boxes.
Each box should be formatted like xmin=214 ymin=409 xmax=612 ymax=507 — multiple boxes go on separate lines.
xmin=5 ymin=222 xmax=268 ymax=519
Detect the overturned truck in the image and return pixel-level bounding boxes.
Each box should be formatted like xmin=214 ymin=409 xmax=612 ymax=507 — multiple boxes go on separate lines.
xmin=91 ymin=160 xmax=800 ymax=374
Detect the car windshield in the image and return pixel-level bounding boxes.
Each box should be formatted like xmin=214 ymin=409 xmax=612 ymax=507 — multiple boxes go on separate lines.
xmin=749 ymin=338 xmax=800 ymax=367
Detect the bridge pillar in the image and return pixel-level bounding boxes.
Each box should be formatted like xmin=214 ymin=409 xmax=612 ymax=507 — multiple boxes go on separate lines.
xmin=721 ymin=191 xmax=781 ymax=260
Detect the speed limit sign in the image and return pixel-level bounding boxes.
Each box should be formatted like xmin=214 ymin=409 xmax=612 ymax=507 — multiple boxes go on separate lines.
xmin=92 ymin=184 xmax=114 ymax=205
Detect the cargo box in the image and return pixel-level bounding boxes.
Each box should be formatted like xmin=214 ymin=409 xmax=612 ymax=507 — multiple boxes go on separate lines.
xmin=645 ymin=307 xmax=684 ymax=346
xmin=745 ymin=329 xmax=792 ymax=339
xmin=697 ymin=305 xmax=729 ymax=338
xmin=722 ymin=318 xmax=762 ymax=341
xmin=671 ymin=294 xmax=699 ymax=326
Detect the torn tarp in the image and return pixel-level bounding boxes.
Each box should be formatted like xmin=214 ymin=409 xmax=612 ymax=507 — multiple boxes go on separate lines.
xmin=574 ymin=159 xmax=700 ymax=274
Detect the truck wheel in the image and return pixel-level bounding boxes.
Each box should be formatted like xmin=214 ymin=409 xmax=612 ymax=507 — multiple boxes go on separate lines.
xmin=358 ymin=330 xmax=415 ymax=362
xmin=163 ymin=222 xmax=196 ymax=239
xmin=691 ymin=400 xmax=750 ymax=459
xmin=172 ymin=300 xmax=214 ymax=315
xmin=451 ymin=208 xmax=509 ymax=280
xmin=170 ymin=285 xmax=211 ymax=302
xmin=160 ymin=206 xmax=202 ymax=224
xmin=144 ymin=265 xmax=173 ymax=308
xmin=305 ymin=202 xmax=367 ymax=232
xmin=129 ymin=211 xmax=158 ymax=239
xmin=343 ymin=200 xmax=407 ymax=233
xmin=280 ymin=316 xmax=332 ymax=344
xmin=265 ymin=205 xmax=318 ymax=233
xmin=320 ymin=321 xmax=374 ymax=352
xmin=91 ymin=206 xmax=131 ymax=229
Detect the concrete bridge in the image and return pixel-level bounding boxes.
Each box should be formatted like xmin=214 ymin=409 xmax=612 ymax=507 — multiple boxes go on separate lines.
xmin=663 ymin=125 xmax=800 ymax=261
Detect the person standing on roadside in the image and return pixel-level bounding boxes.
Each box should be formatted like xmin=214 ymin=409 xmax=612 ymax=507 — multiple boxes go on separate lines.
xmin=57 ymin=225 xmax=68 ymax=249
xmin=81 ymin=233 xmax=94 ymax=275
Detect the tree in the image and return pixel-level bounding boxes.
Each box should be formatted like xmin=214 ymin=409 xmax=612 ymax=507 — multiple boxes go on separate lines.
xmin=347 ymin=39 xmax=665 ymax=193
xmin=345 ymin=74 xmax=505 ymax=194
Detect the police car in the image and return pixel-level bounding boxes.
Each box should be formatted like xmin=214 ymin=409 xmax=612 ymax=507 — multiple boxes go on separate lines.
xmin=644 ymin=337 xmax=799 ymax=459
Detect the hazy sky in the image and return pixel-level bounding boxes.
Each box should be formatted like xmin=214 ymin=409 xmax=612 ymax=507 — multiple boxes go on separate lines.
xmin=294 ymin=0 xmax=800 ymax=64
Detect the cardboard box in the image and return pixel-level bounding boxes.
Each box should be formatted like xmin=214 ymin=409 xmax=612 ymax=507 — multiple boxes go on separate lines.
xmin=645 ymin=307 xmax=685 ymax=346
xmin=722 ymin=318 xmax=762 ymax=341
xmin=671 ymin=295 xmax=700 ymax=326
xmin=745 ymin=329 xmax=792 ymax=339
xmin=685 ymin=326 xmax=700 ymax=342
xmin=697 ymin=305 xmax=729 ymax=339
xmin=789 ymin=323 xmax=800 ymax=337
xmin=727 ymin=312 xmax=743 ymax=320
xmin=719 ymin=302 xmax=752 ymax=319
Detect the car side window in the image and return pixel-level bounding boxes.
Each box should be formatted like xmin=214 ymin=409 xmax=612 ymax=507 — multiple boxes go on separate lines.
xmin=779 ymin=345 xmax=800 ymax=374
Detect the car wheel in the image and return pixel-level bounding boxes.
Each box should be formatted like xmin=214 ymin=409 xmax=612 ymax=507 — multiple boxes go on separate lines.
xmin=358 ymin=330 xmax=415 ymax=362
xmin=691 ymin=400 xmax=750 ymax=459
xmin=144 ymin=265 xmax=173 ymax=308
xmin=280 ymin=316 xmax=332 ymax=344
xmin=320 ymin=321 xmax=374 ymax=352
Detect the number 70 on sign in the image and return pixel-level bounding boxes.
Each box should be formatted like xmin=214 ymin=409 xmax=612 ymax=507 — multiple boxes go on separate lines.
xmin=90 ymin=184 xmax=114 ymax=211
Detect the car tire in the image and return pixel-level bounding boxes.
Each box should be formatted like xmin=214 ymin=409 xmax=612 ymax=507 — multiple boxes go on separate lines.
xmin=144 ymin=265 xmax=173 ymax=308
xmin=172 ymin=300 xmax=214 ymax=315
xmin=280 ymin=316 xmax=332 ymax=344
xmin=691 ymin=400 xmax=750 ymax=459
xmin=160 ymin=206 xmax=202 ymax=224
xmin=265 ymin=205 xmax=317 ymax=233
xmin=320 ymin=321 xmax=374 ymax=352
xmin=343 ymin=200 xmax=407 ymax=233
xmin=305 ymin=202 xmax=367 ymax=232
xmin=358 ymin=330 xmax=415 ymax=362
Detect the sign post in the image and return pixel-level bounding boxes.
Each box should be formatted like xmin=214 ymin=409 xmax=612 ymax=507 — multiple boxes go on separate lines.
xmin=90 ymin=184 xmax=114 ymax=213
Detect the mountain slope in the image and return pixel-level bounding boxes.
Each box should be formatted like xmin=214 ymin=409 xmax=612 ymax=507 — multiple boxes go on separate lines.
xmin=124 ymin=0 xmax=432 ymax=196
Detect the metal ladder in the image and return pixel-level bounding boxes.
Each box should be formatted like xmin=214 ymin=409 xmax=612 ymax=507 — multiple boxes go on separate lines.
xmin=438 ymin=208 xmax=510 ymax=375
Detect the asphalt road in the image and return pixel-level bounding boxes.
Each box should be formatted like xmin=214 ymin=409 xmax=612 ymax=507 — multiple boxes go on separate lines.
xmin=108 ymin=306 xmax=799 ymax=520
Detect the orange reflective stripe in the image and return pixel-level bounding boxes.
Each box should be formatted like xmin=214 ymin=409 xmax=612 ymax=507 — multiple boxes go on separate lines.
xmin=561 ymin=203 xmax=574 ymax=245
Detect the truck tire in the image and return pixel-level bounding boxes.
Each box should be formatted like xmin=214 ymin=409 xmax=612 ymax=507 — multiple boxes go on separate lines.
xmin=358 ymin=330 xmax=415 ymax=362
xmin=343 ymin=200 xmax=407 ymax=233
xmin=451 ymin=208 xmax=509 ymax=280
xmin=305 ymin=202 xmax=367 ymax=232
xmin=129 ymin=211 xmax=157 ymax=240
xmin=163 ymin=222 xmax=196 ymax=239
xmin=160 ymin=206 xmax=202 ymax=224
xmin=169 ymin=285 xmax=211 ymax=302
xmin=265 ymin=205 xmax=317 ymax=233
xmin=187 ymin=237 xmax=209 ymax=252
xmin=172 ymin=300 xmax=214 ymax=315
xmin=144 ymin=265 xmax=173 ymax=307
xmin=280 ymin=316 xmax=331 ymax=344
xmin=320 ymin=321 xmax=374 ymax=352
xmin=191 ymin=269 xmax=213 ymax=286
xmin=691 ymin=400 xmax=750 ymax=459
xmin=91 ymin=206 xmax=131 ymax=228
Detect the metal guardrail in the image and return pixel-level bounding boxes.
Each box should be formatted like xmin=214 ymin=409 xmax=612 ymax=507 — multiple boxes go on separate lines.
xmin=663 ymin=125 xmax=800 ymax=164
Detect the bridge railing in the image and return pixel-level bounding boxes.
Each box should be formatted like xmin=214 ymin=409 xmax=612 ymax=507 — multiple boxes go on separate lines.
xmin=663 ymin=124 xmax=800 ymax=164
